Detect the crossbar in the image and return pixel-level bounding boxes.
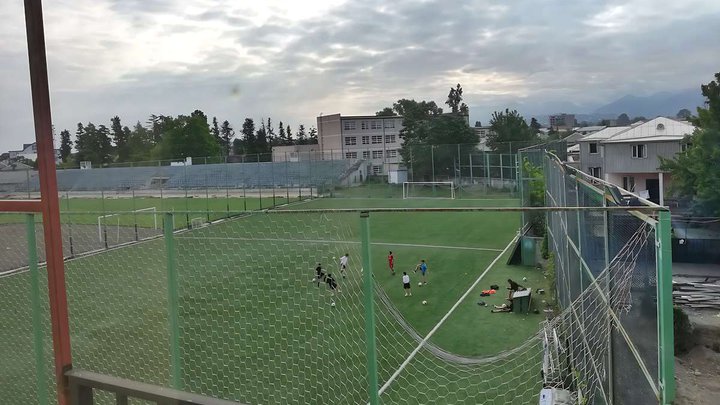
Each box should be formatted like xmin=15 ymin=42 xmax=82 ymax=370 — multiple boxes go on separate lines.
xmin=66 ymin=369 xmax=244 ymax=405
xmin=0 ymin=199 xmax=42 ymax=212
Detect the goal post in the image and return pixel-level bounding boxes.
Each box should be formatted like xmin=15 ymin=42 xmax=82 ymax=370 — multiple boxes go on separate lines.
xmin=402 ymin=182 xmax=455 ymax=199
xmin=97 ymin=207 xmax=158 ymax=242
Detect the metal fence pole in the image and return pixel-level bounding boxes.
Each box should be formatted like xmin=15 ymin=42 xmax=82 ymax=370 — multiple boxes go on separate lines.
xmin=26 ymin=213 xmax=49 ymax=405
xmin=469 ymin=154 xmax=473 ymax=184
xmin=360 ymin=212 xmax=379 ymax=405
xmin=164 ymin=213 xmax=182 ymax=389
xmin=431 ymin=145 xmax=435 ymax=182
xmin=656 ymin=210 xmax=675 ymax=404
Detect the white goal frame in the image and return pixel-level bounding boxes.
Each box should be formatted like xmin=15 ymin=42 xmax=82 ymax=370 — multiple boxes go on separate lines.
xmin=402 ymin=181 xmax=455 ymax=199
xmin=97 ymin=207 xmax=158 ymax=242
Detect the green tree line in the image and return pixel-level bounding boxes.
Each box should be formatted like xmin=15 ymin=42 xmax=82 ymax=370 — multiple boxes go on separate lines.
xmin=58 ymin=110 xmax=318 ymax=166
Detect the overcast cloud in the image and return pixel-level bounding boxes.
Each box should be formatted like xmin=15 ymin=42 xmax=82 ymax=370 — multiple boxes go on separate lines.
xmin=1 ymin=0 xmax=719 ymax=152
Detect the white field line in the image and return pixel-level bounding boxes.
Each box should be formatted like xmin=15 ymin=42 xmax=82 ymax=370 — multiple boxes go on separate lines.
xmin=376 ymin=232 xmax=519 ymax=397
xmin=175 ymin=236 xmax=504 ymax=253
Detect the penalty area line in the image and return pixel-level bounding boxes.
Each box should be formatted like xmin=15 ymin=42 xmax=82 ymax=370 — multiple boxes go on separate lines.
xmin=375 ymin=231 xmax=520 ymax=398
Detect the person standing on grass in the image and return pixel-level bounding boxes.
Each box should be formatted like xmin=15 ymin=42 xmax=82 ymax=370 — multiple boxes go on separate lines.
xmin=315 ymin=263 xmax=326 ymax=287
xmin=402 ymin=272 xmax=412 ymax=297
xmin=388 ymin=251 xmax=395 ymax=275
xmin=415 ymin=259 xmax=428 ymax=285
xmin=339 ymin=253 xmax=349 ymax=278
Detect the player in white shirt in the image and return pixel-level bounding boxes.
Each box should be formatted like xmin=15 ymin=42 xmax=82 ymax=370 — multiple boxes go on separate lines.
xmin=339 ymin=253 xmax=349 ymax=278
xmin=402 ymin=272 xmax=412 ymax=297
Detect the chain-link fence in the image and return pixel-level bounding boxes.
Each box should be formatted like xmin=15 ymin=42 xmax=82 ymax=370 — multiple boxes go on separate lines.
xmin=541 ymin=152 xmax=674 ymax=404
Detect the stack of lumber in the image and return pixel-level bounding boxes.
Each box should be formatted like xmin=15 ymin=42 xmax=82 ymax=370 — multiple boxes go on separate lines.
xmin=673 ymin=280 xmax=720 ymax=309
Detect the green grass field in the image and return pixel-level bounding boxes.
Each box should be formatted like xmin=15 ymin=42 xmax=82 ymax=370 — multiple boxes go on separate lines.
xmin=0 ymin=194 xmax=550 ymax=404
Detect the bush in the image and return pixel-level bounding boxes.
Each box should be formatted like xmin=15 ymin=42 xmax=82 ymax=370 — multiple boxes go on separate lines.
xmin=541 ymin=233 xmax=549 ymax=259
xmin=673 ymin=306 xmax=695 ymax=354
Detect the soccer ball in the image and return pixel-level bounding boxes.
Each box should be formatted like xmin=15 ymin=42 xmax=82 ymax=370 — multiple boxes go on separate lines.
xmin=330 ymin=302 xmax=336 ymax=307
xmin=418 ymin=282 xmax=423 ymax=287
xmin=333 ymin=256 xmax=336 ymax=260
xmin=422 ymin=300 xmax=427 ymax=305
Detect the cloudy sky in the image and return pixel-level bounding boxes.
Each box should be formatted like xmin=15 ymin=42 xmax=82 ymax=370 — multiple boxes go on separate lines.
xmin=1 ymin=0 xmax=719 ymax=152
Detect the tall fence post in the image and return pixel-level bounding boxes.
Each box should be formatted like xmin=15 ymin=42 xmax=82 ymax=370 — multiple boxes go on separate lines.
xmin=360 ymin=212 xmax=379 ymax=405
xmin=656 ymin=210 xmax=675 ymax=404
xmin=164 ymin=213 xmax=182 ymax=389
xmin=26 ymin=213 xmax=49 ymax=405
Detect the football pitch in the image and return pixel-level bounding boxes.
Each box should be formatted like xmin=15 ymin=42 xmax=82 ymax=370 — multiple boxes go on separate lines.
xmin=1 ymin=195 xmax=550 ymax=404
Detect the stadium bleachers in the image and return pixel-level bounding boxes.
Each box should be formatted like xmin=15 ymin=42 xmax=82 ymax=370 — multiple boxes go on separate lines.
xmin=0 ymin=160 xmax=358 ymax=193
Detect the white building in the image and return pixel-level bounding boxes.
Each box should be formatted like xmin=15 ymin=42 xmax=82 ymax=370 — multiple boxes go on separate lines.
xmin=6 ymin=142 xmax=61 ymax=164
xmin=317 ymin=114 xmax=403 ymax=176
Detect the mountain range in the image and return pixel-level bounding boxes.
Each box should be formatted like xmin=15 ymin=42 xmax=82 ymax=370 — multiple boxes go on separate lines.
xmin=593 ymin=88 xmax=704 ymax=118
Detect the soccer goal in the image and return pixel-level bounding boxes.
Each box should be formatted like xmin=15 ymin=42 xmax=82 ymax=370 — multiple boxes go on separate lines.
xmin=402 ymin=181 xmax=455 ymax=199
xmin=97 ymin=207 xmax=158 ymax=243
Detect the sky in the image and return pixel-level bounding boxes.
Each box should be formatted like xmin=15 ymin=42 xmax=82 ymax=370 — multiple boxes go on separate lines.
xmin=1 ymin=0 xmax=719 ymax=152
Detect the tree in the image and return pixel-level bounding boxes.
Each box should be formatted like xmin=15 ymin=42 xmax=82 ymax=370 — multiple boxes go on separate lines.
xmin=255 ymin=122 xmax=269 ymax=154
xmin=153 ymin=112 xmax=221 ymax=160
xmin=617 ymin=113 xmax=631 ymax=126
xmin=296 ymin=124 xmax=307 ymax=145
xmin=266 ymin=118 xmax=275 ymax=146
xmin=111 ymin=115 xmax=130 ymax=162
xmin=660 ymin=72 xmax=720 ymax=215
xmin=74 ymin=122 xmax=112 ymax=165
xmin=445 ymin=83 xmax=468 ymax=115
xmin=127 ymin=121 xmax=154 ymax=161
xmin=278 ymin=120 xmax=287 ymax=145
xmin=220 ymin=120 xmax=234 ymax=156
xmin=211 ymin=117 xmax=221 ymax=146
xmin=286 ymin=125 xmax=293 ymax=144
xmin=474 ymin=121 xmax=482 ymax=127
xmin=308 ymin=126 xmax=318 ymax=144
xmin=375 ymin=107 xmax=395 ymax=117
xmin=631 ymin=116 xmax=646 ymax=124
xmin=487 ymin=109 xmax=539 ymax=153
xmin=530 ymin=117 xmax=542 ymax=134
xmin=677 ymin=109 xmax=693 ymax=120
xmin=59 ymin=129 xmax=72 ymax=162
xmin=239 ymin=118 xmax=256 ymax=154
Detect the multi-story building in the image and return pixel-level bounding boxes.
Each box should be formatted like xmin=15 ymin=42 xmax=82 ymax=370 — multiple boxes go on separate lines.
xmin=473 ymin=126 xmax=494 ymax=151
xmin=317 ymin=113 xmax=403 ymax=175
xmin=577 ymin=117 xmax=694 ymax=205
xmin=549 ymin=114 xmax=576 ymax=131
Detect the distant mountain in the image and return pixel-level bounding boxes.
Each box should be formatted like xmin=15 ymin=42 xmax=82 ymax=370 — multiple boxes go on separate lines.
xmin=593 ymin=88 xmax=704 ymax=118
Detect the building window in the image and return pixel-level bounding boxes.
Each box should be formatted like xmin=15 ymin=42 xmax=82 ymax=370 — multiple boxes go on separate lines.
xmin=344 ymin=136 xmax=357 ymax=146
xmin=589 ymin=142 xmax=598 ymax=154
xmin=372 ymin=150 xmax=383 ymax=159
xmin=622 ymin=176 xmax=635 ymax=192
xmin=386 ymin=149 xmax=398 ymax=158
xmin=361 ymin=121 xmax=369 ymax=130
xmin=371 ymin=135 xmax=383 ymax=144
xmin=589 ymin=167 xmax=601 ymax=178
xmin=345 ymin=152 xmax=357 ymax=159
xmin=371 ymin=120 xmax=382 ymax=130
xmin=343 ymin=121 xmax=356 ymax=131
xmin=361 ymin=136 xmax=370 ymax=145
xmin=632 ymin=144 xmax=647 ymax=158
xmin=681 ymin=143 xmax=692 ymax=152
xmin=372 ymin=165 xmax=383 ymax=175
xmin=385 ymin=135 xmax=396 ymax=143
xmin=384 ymin=120 xmax=395 ymax=129
xmin=362 ymin=151 xmax=370 ymax=159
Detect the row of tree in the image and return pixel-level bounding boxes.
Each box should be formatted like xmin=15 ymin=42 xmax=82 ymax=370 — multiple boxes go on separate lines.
xmin=59 ymin=111 xmax=318 ymax=166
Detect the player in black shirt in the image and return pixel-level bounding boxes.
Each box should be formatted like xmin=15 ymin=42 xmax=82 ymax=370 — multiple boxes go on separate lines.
xmin=315 ymin=263 xmax=326 ymax=287
xmin=326 ymin=273 xmax=340 ymax=294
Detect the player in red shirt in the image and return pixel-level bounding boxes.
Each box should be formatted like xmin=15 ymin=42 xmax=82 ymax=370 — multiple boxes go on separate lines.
xmin=388 ymin=251 xmax=395 ymax=275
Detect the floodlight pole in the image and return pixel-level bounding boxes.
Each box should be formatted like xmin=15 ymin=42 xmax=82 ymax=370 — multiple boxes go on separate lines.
xmin=24 ymin=1 xmax=73 ymax=404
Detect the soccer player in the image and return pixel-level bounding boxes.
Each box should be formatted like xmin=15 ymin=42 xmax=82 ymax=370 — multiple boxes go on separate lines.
xmin=507 ymin=278 xmax=524 ymax=299
xmin=315 ymin=263 xmax=326 ymax=287
xmin=339 ymin=253 xmax=349 ymax=278
xmin=402 ymin=272 xmax=412 ymax=296
xmin=326 ymin=273 xmax=340 ymax=294
xmin=415 ymin=259 xmax=428 ymax=285
xmin=388 ymin=251 xmax=395 ymax=275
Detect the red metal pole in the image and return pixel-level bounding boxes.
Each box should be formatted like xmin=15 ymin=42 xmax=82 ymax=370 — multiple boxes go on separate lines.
xmin=0 ymin=200 xmax=43 ymax=212
xmin=23 ymin=1 xmax=73 ymax=404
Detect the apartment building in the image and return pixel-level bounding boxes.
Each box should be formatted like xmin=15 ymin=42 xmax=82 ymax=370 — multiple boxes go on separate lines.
xmin=317 ymin=113 xmax=403 ymax=175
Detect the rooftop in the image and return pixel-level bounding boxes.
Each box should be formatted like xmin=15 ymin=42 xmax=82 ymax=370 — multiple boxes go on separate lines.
xmin=603 ymin=117 xmax=694 ymax=143
xmin=580 ymin=126 xmax=631 ymax=141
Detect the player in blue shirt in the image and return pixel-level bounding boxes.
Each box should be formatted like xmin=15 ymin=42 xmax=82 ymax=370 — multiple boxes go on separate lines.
xmin=414 ymin=259 xmax=428 ymax=285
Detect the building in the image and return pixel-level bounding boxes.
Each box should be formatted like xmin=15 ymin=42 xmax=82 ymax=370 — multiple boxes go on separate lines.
xmin=578 ymin=117 xmax=694 ymax=205
xmin=6 ymin=142 xmax=60 ymax=163
xmin=317 ymin=114 xmax=403 ymax=176
xmin=549 ymin=114 xmax=576 ymax=131
xmin=474 ymin=126 xmax=495 ymax=151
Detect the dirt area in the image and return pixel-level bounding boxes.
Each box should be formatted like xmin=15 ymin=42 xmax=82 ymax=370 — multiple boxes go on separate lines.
xmin=674 ymin=309 xmax=720 ymax=405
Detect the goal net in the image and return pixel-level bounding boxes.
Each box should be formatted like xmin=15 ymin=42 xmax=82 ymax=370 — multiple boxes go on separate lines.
xmin=402 ymin=181 xmax=455 ymax=199
xmin=97 ymin=206 xmax=158 ymax=245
